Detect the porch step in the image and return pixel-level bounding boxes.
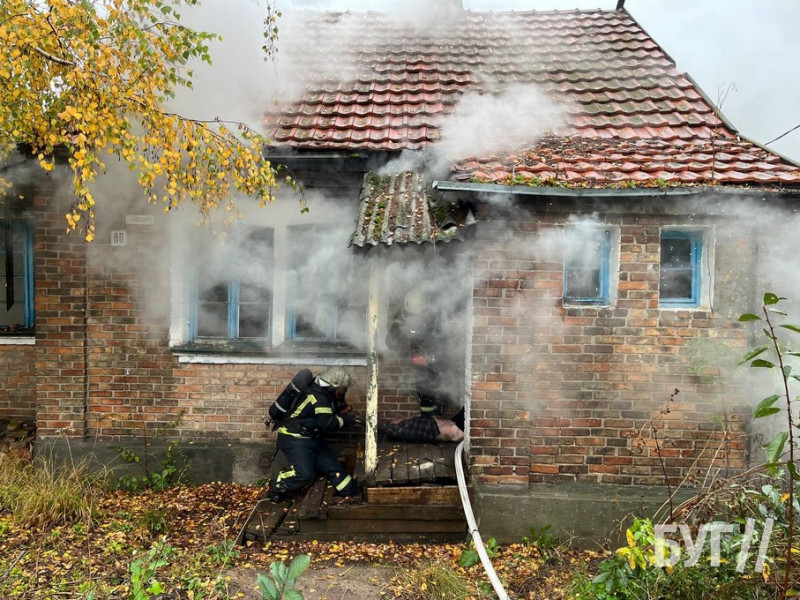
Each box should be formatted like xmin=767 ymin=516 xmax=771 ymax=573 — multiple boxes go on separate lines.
xmin=275 ymin=501 xmax=467 ymax=543
xmin=237 ymin=477 xmax=468 ymax=544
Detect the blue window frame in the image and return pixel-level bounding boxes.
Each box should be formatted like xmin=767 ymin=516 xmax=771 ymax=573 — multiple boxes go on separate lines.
xmin=286 ymin=272 xmax=339 ymax=341
xmin=0 ymin=221 xmax=34 ymax=332
xmin=189 ymin=226 xmax=273 ymax=341
xmin=659 ymin=230 xmax=702 ymax=307
xmin=285 ymin=224 xmax=366 ymax=345
xmin=563 ymin=226 xmax=611 ymax=305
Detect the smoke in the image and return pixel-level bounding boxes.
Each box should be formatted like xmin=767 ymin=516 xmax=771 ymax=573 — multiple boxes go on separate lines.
xmin=379 ymin=84 xmax=567 ymax=180
xmin=375 ymin=248 xmax=474 ymax=412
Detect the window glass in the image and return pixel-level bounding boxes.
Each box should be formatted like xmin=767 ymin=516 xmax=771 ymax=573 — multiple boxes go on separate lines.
xmin=286 ymin=224 xmax=366 ymax=346
xmin=660 ymin=230 xmax=701 ymax=306
xmin=563 ymin=226 xmax=611 ymax=304
xmin=0 ymin=221 xmax=34 ymax=332
xmin=191 ymin=226 xmax=273 ymax=341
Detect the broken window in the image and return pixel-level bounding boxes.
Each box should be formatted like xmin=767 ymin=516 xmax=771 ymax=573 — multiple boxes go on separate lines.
xmin=563 ymin=226 xmax=611 ymax=305
xmin=189 ymin=226 xmax=274 ymax=342
xmin=659 ymin=230 xmax=702 ymax=307
xmin=0 ymin=220 xmax=34 ymax=333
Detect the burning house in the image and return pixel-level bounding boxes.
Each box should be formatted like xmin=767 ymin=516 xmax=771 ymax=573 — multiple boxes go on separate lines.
xmin=3 ymin=3 xmax=800 ymax=542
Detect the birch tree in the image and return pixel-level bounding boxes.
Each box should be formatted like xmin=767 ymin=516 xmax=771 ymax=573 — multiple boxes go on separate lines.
xmin=0 ymin=0 xmax=284 ymax=240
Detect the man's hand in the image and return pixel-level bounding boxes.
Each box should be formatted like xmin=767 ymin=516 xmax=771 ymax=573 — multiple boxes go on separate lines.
xmin=352 ymin=415 xmax=365 ymax=427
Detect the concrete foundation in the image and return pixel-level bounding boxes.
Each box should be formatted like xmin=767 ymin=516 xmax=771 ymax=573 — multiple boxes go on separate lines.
xmin=474 ymin=482 xmax=697 ymax=549
xmin=36 ymin=438 xmax=276 ymax=487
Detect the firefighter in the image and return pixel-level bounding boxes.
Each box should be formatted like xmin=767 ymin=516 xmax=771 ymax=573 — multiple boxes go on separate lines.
xmin=387 ymin=288 xmax=452 ymax=416
xmin=267 ymin=366 xmax=363 ymax=503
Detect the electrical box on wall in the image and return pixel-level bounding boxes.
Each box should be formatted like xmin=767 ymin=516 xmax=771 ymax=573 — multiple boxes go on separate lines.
xmin=111 ymin=230 xmax=127 ymax=246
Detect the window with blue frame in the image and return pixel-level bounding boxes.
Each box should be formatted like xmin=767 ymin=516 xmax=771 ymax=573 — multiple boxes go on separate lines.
xmin=189 ymin=226 xmax=273 ymax=342
xmin=563 ymin=226 xmax=612 ymax=305
xmin=286 ymin=224 xmax=365 ymax=345
xmin=0 ymin=220 xmax=34 ymax=333
xmin=659 ymin=230 xmax=702 ymax=307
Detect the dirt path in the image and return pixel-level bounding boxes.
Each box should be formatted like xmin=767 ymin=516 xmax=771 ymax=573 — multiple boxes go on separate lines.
xmin=228 ymin=564 xmax=395 ymax=599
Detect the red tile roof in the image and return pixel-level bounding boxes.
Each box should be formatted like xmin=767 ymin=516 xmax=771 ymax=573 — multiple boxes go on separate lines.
xmin=265 ymin=8 xmax=800 ymax=187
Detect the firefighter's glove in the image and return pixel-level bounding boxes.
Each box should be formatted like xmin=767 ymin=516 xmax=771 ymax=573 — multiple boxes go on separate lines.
xmin=352 ymin=415 xmax=366 ymax=427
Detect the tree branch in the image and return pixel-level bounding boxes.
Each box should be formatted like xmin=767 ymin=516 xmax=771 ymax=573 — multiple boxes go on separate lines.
xmin=31 ymin=44 xmax=75 ymax=67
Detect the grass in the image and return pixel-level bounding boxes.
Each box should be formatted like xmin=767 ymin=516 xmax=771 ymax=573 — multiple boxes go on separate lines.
xmin=0 ymin=452 xmax=107 ymax=528
xmin=388 ymin=559 xmax=481 ymax=599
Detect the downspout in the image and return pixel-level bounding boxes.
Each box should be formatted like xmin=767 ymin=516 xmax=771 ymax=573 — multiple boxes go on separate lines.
xmin=455 ymin=441 xmax=509 ymax=600
xmin=364 ymin=261 xmax=379 ymax=482
xmin=83 ymin=235 xmax=90 ymax=437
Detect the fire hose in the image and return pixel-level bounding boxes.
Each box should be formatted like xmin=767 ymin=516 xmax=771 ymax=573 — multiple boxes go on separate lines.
xmin=455 ymin=441 xmax=510 ymax=600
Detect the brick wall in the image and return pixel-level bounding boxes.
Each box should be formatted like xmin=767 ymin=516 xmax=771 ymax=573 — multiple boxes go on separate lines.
xmin=0 ymin=344 xmax=36 ymax=421
xmin=34 ymin=188 xmax=90 ymax=437
xmin=468 ymin=201 xmax=752 ymax=487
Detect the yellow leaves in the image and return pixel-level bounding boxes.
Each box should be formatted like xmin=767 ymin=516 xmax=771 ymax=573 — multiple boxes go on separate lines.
xmin=2 ymin=0 xmax=284 ymax=240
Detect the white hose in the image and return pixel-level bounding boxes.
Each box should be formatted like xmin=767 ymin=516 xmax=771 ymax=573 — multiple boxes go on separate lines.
xmin=454 ymin=441 xmax=510 ymax=600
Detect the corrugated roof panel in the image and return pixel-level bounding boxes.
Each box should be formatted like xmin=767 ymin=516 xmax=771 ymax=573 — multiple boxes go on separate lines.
xmin=350 ymin=171 xmax=476 ymax=247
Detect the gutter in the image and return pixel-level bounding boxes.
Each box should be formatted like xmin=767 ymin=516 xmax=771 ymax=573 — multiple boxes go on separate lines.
xmin=432 ymin=181 xmax=800 ymax=199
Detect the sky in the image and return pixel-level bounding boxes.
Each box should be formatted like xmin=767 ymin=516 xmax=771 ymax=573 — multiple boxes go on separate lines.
xmin=273 ymin=0 xmax=800 ymax=164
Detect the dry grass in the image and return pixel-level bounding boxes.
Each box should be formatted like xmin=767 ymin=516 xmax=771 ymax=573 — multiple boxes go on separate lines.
xmin=387 ymin=559 xmax=483 ymax=599
xmin=0 ymin=452 xmax=107 ymax=528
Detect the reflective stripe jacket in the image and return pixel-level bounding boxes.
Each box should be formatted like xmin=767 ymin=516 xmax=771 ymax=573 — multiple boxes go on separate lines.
xmin=279 ymin=383 xmax=349 ymax=439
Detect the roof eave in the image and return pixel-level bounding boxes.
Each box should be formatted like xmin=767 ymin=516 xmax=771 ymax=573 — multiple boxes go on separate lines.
xmin=432 ymin=181 xmax=800 ymax=199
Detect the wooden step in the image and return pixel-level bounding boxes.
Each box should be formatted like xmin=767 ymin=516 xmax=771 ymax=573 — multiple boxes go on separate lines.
xmin=236 ymin=498 xmax=292 ymax=544
xmin=367 ymin=485 xmax=463 ymax=506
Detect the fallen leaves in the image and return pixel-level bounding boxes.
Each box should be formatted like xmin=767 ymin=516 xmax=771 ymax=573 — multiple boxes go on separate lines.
xmin=0 ymin=482 xmax=604 ymax=599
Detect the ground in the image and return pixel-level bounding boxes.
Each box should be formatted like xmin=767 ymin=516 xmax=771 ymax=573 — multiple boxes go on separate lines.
xmin=0 ymin=479 xmax=604 ymax=599
xmin=228 ymin=564 xmax=393 ymax=599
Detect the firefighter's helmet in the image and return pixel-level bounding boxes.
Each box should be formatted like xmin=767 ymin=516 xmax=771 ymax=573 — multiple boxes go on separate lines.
xmin=319 ymin=366 xmax=352 ymax=389
xmin=403 ymin=288 xmax=429 ymax=316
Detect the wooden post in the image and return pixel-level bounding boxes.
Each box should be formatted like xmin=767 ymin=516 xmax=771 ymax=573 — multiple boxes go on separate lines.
xmin=365 ymin=262 xmax=380 ymax=482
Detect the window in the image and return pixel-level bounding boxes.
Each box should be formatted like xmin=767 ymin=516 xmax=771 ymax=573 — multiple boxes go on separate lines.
xmin=0 ymin=221 xmax=34 ymax=332
xmin=660 ymin=230 xmax=702 ymax=307
xmin=285 ymin=224 xmax=365 ymax=346
xmin=189 ymin=226 xmax=273 ymax=342
xmin=563 ymin=225 xmax=612 ymax=305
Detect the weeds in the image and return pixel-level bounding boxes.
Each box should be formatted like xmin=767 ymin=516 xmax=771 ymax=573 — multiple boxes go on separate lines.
xmin=565 ymin=292 xmax=800 ymax=599
xmin=458 ymin=536 xmax=500 ymax=568
xmin=739 ymin=292 xmax=799 ymax=597
xmin=112 ymin=410 xmax=190 ymax=493
xmin=388 ymin=559 xmax=477 ymax=600
xmin=0 ymin=452 xmax=107 ymax=528
xmin=257 ymin=554 xmax=310 ymax=600
xmin=129 ymin=538 xmax=173 ymax=600
xmin=522 ymin=524 xmax=563 ymax=564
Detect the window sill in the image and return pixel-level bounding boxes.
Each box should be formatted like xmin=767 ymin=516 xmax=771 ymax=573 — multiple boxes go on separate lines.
xmin=171 ymin=341 xmax=367 ymax=366
xmin=0 ymin=334 xmax=35 ymax=345
xmin=658 ymin=304 xmax=704 ymax=310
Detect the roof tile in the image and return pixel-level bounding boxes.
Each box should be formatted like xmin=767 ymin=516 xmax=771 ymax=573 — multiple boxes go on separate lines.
xmin=266 ymin=8 xmax=800 ymax=187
